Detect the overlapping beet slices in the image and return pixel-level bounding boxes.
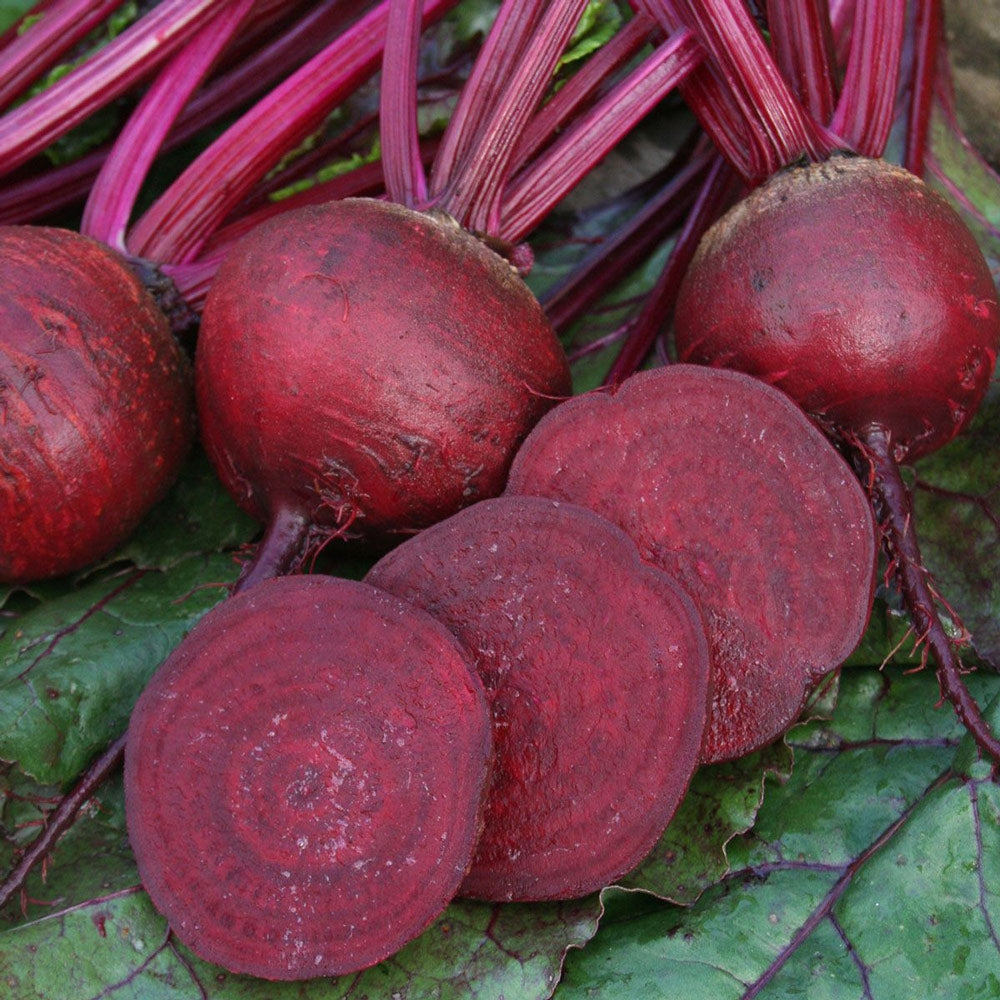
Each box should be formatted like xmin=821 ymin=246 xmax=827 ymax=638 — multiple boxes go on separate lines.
xmin=505 ymin=365 xmax=878 ymax=764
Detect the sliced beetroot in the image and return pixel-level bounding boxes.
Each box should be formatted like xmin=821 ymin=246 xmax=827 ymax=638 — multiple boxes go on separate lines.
xmin=365 ymin=494 xmax=710 ymax=902
xmin=505 ymin=365 xmax=878 ymax=764
xmin=0 ymin=226 xmax=193 ymax=584
xmin=125 ymin=575 xmax=491 ymax=980
xmin=196 ymin=197 xmax=571 ymax=570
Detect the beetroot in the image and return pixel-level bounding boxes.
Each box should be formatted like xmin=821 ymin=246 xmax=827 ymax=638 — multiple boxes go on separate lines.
xmin=197 ymin=198 xmax=571 ymax=582
xmin=0 ymin=226 xmax=193 ymax=584
xmin=504 ymin=365 xmax=878 ymax=764
xmin=674 ymin=156 xmax=1000 ymax=463
xmin=125 ymin=574 xmax=491 ymax=980
xmin=365 ymin=494 xmax=710 ymax=901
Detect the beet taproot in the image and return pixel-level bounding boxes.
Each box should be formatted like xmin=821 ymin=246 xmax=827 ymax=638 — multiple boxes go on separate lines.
xmin=125 ymin=574 xmax=491 ymax=980
xmin=504 ymin=365 xmax=878 ymax=764
xmin=196 ymin=198 xmax=571 ymax=583
xmin=0 ymin=226 xmax=193 ymax=584
xmin=365 ymin=494 xmax=710 ymax=902
xmin=674 ymin=156 xmax=1000 ymax=463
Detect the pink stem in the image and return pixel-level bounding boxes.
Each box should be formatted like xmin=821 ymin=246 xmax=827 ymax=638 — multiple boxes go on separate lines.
xmin=82 ymin=0 xmax=255 ymax=251
xmin=380 ymin=0 xmax=427 ymax=207
xmin=672 ymin=0 xmax=837 ymax=179
xmin=428 ymin=0 xmax=548 ymax=197
xmin=829 ymin=0 xmax=906 ymax=155
xmin=500 ymin=29 xmax=703 ymax=244
xmin=0 ymin=0 xmax=125 ymax=111
xmin=542 ymin=145 xmax=713 ymax=334
xmin=0 ymin=2 xmax=368 ymax=227
xmin=0 ymin=0 xmax=231 ymax=177
xmin=903 ymin=0 xmax=941 ymax=177
xmin=765 ymin=0 xmax=838 ymax=123
xmin=510 ymin=13 xmax=658 ymax=174
xmin=604 ymin=154 xmax=734 ymax=384
xmin=128 ymin=0 xmax=457 ymax=265
xmin=437 ymin=0 xmax=590 ymax=234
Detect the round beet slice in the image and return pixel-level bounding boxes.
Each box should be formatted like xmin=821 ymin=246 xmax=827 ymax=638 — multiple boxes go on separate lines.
xmin=365 ymin=495 xmax=710 ymax=902
xmin=125 ymin=575 xmax=491 ymax=980
xmin=505 ymin=365 xmax=877 ymax=764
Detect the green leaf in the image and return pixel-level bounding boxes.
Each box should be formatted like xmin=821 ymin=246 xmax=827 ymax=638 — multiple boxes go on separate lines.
xmin=912 ymin=387 xmax=1000 ymax=669
xmin=0 ymin=890 xmax=601 ymax=999
xmin=618 ymin=742 xmax=792 ymax=904
xmin=0 ymin=772 xmax=136 ymax=927
xmin=554 ymin=667 xmax=1000 ymax=999
xmin=0 ymin=1 xmax=37 ymax=34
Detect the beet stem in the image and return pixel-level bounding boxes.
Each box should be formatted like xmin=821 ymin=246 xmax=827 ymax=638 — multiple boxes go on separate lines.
xmin=128 ymin=0 xmax=457 ymax=265
xmin=508 ymin=13 xmax=657 ymax=176
xmin=499 ymin=27 xmax=703 ymax=244
xmin=828 ymin=0 xmax=906 ymax=156
xmin=82 ymin=0 xmax=254 ymax=251
xmin=437 ymin=0 xmax=590 ymax=234
xmin=0 ymin=0 xmax=124 ymax=112
xmin=381 ymin=0 xmax=428 ymax=208
xmin=428 ymin=0 xmax=548 ymax=198
xmin=903 ymin=0 xmax=942 ymax=177
xmin=0 ymin=0 xmax=230 ymax=177
xmin=603 ymin=153 xmax=734 ymax=385
xmin=541 ymin=143 xmax=712 ymax=334
xmin=0 ymin=733 xmax=127 ymax=912
xmin=651 ymin=0 xmax=837 ymax=182
xmin=764 ymin=0 xmax=838 ymax=124
xmin=858 ymin=427 xmax=1000 ymax=767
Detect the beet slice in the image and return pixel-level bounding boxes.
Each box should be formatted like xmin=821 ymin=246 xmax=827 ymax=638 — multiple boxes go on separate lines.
xmin=125 ymin=575 xmax=491 ymax=980
xmin=0 ymin=225 xmax=193 ymax=583
xmin=365 ymin=495 xmax=710 ymax=902
xmin=505 ymin=365 xmax=878 ymax=764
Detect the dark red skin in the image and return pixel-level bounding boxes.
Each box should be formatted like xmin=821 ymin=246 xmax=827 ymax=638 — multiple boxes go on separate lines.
xmin=505 ymin=365 xmax=877 ymax=765
xmin=0 ymin=226 xmax=194 ymax=584
xmin=125 ymin=575 xmax=491 ymax=980
xmin=674 ymin=156 xmax=1000 ymax=462
xmin=366 ymin=495 xmax=711 ymax=902
xmin=197 ymin=198 xmax=571 ymax=546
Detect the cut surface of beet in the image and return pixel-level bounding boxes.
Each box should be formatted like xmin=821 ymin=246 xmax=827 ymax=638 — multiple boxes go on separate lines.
xmin=0 ymin=226 xmax=193 ymax=584
xmin=125 ymin=575 xmax=491 ymax=980
xmin=196 ymin=198 xmax=570 ymax=550
xmin=674 ymin=156 xmax=1000 ymax=463
xmin=365 ymin=494 xmax=710 ymax=902
xmin=505 ymin=365 xmax=877 ymax=764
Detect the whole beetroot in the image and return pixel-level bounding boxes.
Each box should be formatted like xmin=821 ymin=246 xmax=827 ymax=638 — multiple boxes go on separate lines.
xmin=197 ymin=198 xmax=571 ymax=583
xmin=0 ymin=226 xmax=194 ymax=584
xmin=674 ymin=156 xmax=999 ymax=463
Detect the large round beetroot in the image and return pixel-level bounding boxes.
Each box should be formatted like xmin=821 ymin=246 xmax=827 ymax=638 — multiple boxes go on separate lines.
xmin=366 ymin=495 xmax=710 ymax=902
xmin=0 ymin=226 xmax=193 ymax=584
xmin=125 ymin=575 xmax=491 ymax=980
xmin=197 ymin=198 xmax=571 ymax=575
xmin=505 ymin=365 xmax=877 ymax=764
xmin=674 ymin=156 xmax=1000 ymax=463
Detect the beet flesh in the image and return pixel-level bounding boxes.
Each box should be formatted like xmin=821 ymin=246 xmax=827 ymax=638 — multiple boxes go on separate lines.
xmin=125 ymin=575 xmax=491 ymax=980
xmin=365 ymin=494 xmax=710 ymax=901
xmin=674 ymin=156 xmax=1000 ymax=462
xmin=0 ymin=226 xmax=194 ymax=584
xmin=197 ymin=198 xmax=571 ymax=552
xmin=505 ymin=365 xmax=877 ymax=764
